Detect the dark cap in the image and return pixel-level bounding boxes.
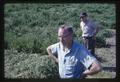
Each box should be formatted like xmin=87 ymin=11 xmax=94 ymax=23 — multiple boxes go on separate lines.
xmin=80 ymin=12 xmax=88 ymax=17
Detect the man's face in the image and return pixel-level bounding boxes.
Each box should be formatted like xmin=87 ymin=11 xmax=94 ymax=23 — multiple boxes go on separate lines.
xmin=58 ymin=28 xmax=72 ymax=46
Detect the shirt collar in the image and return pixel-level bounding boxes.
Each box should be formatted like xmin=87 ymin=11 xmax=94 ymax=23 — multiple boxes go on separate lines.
xmin=59 ymin=40 xmax=74 ymax=54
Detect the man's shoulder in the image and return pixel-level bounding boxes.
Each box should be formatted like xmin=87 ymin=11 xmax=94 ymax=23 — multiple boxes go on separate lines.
xmin=89 ymin=19 xmax=96 ymax=24
xmin=73 ymin=41 xmax=84 ymax=48
xmin=50 ymin=42 xmax=60 ymax=47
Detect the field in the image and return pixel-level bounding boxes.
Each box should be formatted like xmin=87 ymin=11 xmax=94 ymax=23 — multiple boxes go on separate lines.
xmin=4 ymin=3 xmax=116 ymax=78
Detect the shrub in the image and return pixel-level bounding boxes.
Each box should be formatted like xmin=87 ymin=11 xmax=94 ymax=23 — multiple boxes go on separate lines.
xmin=96 ymin=31 xmax=106 ymax=48
xmin=35 ymin=55 xmax=59 ymax=78
xmin=4 ymin=50 xmax=59 ymax=78
xmin=95 ymin=29 xmax=114 ymax=48
xmin=99 ymin=29 xmax=113 ymax=38
xmin=96 ymin=36 xmax=106 ymax=48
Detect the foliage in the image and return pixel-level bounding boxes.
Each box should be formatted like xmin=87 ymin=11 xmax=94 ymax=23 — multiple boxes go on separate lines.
xmin=4 ymin=3 xmax=116 ymax=78
xmin=35 ymin=55 xmax=59 ymax=78
xmin=95 ymin=29 xmax=114 ymax=48
xmin=96 ymin=35 xmax=106 ymax=48
xmin=99 ymin=29 xmax=113 ymax=38
xmin=4 ymin=3 xmax=115 ymax=53
xmin=4 ymin=50 xmax=59 ymax=78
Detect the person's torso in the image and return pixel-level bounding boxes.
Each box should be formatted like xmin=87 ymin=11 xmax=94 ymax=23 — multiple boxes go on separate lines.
xmin=80 ymin=20 xmax=96 ymax=37
xmin=57 ymin=41 xmax=85 ymax=78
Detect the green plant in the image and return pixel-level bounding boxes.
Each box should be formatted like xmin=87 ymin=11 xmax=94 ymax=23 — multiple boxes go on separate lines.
xmin=4 ymin=3 xmax=115 ymax=53
xmin=4 ymin=50 xmax=59 ymax=78
xmin=96 ymin=36 xmax=106 ymax=48
xmin=35 ymin=55 xmax=59 ymax=78
xmin=100 ymin=29 xmax=113 ymax=38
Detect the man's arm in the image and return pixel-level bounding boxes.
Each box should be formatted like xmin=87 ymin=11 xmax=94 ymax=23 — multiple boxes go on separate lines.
xmin=94 ymin=26 xmax=99 ymax=36
xmin=92 ymin=26 xmax=99 ymax=40
xmin=82 ymin=60 xmax=102 ymax=76
xmin=46 ymin=46 xmax=58 ymax=63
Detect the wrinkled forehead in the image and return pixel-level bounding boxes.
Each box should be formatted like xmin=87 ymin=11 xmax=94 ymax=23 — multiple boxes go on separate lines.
xmin=58 ymin=28 xmax=69 ymax=36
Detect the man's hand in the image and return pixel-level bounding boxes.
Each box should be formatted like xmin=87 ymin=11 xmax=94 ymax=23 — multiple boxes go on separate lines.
xmin=82 ymin=60 xmax=102 ymax=77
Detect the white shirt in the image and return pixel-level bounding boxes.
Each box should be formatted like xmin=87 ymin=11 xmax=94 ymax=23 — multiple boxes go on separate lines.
xmin=80 ymin=20 xmax=97 ymax=37
xmin=50 ymin=41 xmax=96 ymax=78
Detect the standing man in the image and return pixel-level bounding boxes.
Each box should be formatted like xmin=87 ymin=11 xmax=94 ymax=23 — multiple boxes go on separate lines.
xmin=80 ymin=12 xmax=99 ymax=55
xmin=46 ymin=24 xmax=101 ymax=78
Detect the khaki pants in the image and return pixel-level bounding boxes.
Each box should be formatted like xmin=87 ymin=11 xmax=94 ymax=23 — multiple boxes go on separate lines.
xmin=83 ymin=36 xmax=96 ymax=55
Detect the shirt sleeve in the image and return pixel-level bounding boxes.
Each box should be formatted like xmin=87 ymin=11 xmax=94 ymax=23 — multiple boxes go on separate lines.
xmin=50 ymin=43 xmax=59 ymax=56
xmin=80 ymin=45 xmax=97 ymax=69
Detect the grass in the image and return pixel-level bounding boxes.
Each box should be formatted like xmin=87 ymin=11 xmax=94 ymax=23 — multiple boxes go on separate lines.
xmin=4 ymin=3 xmax=115 ymax=53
